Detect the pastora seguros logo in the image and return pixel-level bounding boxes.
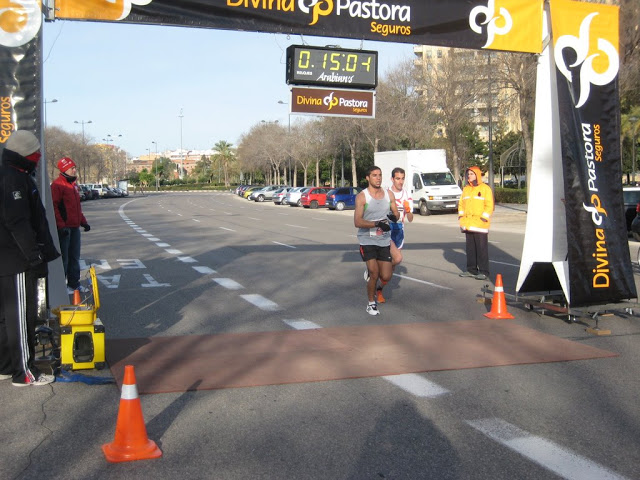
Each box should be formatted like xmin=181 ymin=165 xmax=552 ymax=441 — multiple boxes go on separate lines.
xmin=554 ymin=12 xmax=619 ymax=109
xmin=0 ymin=0 xmax=41 ymax=48
xmin=469 ymin=0 xmax=513 ymax=49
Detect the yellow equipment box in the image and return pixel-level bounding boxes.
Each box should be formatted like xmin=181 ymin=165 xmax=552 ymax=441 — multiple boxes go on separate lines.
xmin=60 ymin=318 xmax=106 ymax=371
xmin=58 ymin=267 xmax=101 ymax=326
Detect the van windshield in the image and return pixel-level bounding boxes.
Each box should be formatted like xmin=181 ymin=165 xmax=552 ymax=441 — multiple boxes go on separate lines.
xmin=421 ymin=172 xmax=456 ymax=186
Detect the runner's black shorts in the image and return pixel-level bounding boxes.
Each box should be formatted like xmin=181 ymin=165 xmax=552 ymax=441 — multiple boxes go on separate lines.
xmin=359 ymin=244 xmax=392 ymax=262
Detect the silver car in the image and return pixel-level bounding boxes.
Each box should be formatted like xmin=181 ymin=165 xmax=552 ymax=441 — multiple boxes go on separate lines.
xmin=285 ymin=186 xmax=311 ymax=207
xmin=273 ymin=187 xmax=292 ymax=205
xmin=250 ymin=185 xmax=281 ymax=202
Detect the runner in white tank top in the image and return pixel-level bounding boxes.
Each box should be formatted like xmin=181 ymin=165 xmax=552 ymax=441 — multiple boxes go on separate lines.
xmin=354 ymin=166 xmax=399 ymax=316
xmin=377 ymin=167 xmax=414 ymax=304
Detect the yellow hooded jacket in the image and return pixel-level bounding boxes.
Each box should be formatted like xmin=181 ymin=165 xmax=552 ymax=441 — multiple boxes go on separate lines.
xmin=458 ymin=166 xmax=494 ymax=233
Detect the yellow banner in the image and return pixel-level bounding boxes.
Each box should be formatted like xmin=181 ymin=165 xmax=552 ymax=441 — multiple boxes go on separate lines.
xmin=469 ymin=0 xmax=543 ymax=54
xmin=551 ymin=0 xmax=619 ymax=109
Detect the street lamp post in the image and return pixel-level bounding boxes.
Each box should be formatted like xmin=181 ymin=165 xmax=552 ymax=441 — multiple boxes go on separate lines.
xmin=278 ymin=100 xmax=292 ymax=185
xmin=178 ymin=108 xmax=184 ymax=179
xmin=107 ymin=134 xmax=123 ymax=184
xmin=631 ymin=117 xmax=640 ymax=186
xmin=43 ymin=98 xmax=57 ymax=130
xmin=152 ymin=141 xmax=159 ymax=191
xmin=74 ymin=119 xmax=92 ymax=182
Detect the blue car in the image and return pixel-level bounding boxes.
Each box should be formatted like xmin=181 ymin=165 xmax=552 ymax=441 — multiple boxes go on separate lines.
xmin=326 ymin=187 xmax=362 ymax=211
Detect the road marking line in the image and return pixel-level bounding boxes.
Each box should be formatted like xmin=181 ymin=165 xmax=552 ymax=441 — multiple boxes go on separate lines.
xmin=212 ymin=278 xmax=244 ymax=290
xmin=178 ymin=256 xmax=197 ymax=263
xmin=147 ymin=237 xmax=161 ymax=241
xmin=156 ymin=243 xmax=170 ymax=247
xmin=240 ymin=294 xmax=280 ymax=311
xmin=141 ymin=233 xmax=154 ymax=237
xmin=193 ymin=266 xmax=217 ymax=275
xmin=176 ymin=213 xmax=183 ymax=216
xmin=192 ymin=219 xmax=201 ymax=223
xmin=467 ymin=418 xmax=630 ymax=480
xmin=393 ymin=274 xmax=453 ymax=290
xmin=283 ymin=319 xmax=322 ymax=330
xmin=272 ymin=241 xmax=296 ymax=249
xmin=248 ymin=217 xmax=260 ymax=221
xmin=220 ymin=227 xmax=235 ymax=232
xmin=490 ymin=260 xmax=520 ymax=268
xmin=165 ymin=249 xmax=183 ymax=255
xmin=382 ymin=374 xmax=450 ymax=398
xmin=285 ymin=224 xmax=307 ymax=229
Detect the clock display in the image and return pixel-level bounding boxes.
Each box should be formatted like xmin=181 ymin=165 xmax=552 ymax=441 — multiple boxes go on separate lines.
xmin=286 ymin=45 xmax=378 ymax=90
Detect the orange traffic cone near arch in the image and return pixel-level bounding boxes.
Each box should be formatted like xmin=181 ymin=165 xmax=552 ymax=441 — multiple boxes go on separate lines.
xmin=102 ymin=365 xmax=162 ymax=463
xmin=72 ymin=289 xmax=81 ymax=305
xmin=484 ymin=274 xmax=514 ymax=320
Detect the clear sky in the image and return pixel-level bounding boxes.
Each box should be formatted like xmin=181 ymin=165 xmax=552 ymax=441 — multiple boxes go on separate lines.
xmin=42 ymin=20 xmax=414 ymax=158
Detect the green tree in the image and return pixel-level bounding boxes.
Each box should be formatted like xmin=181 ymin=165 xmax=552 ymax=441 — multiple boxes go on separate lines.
xmin=212 ymin=140 xmax=235 ymax=187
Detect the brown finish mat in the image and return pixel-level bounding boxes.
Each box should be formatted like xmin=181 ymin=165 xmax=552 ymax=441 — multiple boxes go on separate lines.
xmin=106 ymin=320 xmax=617 ymax=394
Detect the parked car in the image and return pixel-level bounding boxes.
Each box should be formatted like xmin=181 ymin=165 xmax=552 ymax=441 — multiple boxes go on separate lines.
xmin=285 ymin=186 xmax=311 ymax=207
xmin=79 ymin=184 xmax=99 ymax=200
xmin=631 ymin=203 xmax=640 ymax=242
xmin=273 ymin=187 xmax=292 ymax=205
xmin=623 ymin=186 xmax=640 ymax=232
xmin=300 ymin=186 xmax=330 ymax=209
xmin=242 ymin=186 xmax=263 ymax=199
xmin=326 ymin=187 xmax=362 ymax=211
xmin=251 ymin=185 xmax=283 ymax=202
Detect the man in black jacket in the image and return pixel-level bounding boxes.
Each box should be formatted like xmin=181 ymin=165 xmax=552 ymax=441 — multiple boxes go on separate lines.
xmin=0 ymin=130 xmax=60 ymax=387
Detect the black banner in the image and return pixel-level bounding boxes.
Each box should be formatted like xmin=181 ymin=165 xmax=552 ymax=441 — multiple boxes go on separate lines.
xmin=55 ymin=0 xmax=543 ymax=54
xmin=0 ymin=27 xmax=41 ymax=150
xmin=552 ymin=0 xmax=636 ymax=306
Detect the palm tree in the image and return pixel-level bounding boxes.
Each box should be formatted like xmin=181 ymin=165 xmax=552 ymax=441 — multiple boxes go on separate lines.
xmin=213 ymin=140 xmax=235 ymax=187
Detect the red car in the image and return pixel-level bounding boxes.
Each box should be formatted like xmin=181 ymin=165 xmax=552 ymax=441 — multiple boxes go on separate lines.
xmin=300 ymin=187 xmax=330 ymax=209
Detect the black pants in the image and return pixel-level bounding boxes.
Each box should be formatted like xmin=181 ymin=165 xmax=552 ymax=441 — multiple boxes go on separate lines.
xmin=465 ymin=231 xmax=489 ymax=276
xmin=0 ymin=271 xmax=40 ymax=383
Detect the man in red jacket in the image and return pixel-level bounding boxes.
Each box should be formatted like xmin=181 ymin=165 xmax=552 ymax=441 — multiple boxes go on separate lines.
xmin=51 ymin=157 xmax=91 ymax=294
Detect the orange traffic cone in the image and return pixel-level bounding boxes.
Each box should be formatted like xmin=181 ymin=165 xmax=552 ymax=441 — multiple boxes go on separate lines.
xmin=72 ymin=289 xmax=81 ymax=305
xmin=102 ymin=365 xmax=162 ymax=463
xmin=484 ymin=274 xmax=514 ymax=319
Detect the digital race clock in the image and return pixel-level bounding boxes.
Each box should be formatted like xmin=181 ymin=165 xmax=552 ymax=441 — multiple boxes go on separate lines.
xmin=286 ymin=45 xmax=378 ymax=90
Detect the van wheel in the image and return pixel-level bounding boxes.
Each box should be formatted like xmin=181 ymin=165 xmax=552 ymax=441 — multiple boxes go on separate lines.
xmin=310 ymin=200 xmax=318 ymax=209
xmin=336 ymin=202 xmax=345 ymax=211
xmin=257 ymin=195 xmax=265 ymax=202
xmin=419 ymin=201 xmax=431 ymax=216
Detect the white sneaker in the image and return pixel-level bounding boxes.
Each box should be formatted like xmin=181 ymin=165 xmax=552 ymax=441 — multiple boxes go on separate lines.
xmin=364 ymin=268 xmax=370 ymax=282
xmin=12 ymin=374 xmax=55 ymax=387
xmin=0 ymin=373 xmax=12 ymax=381
xmin=366 ymin=303 xmax=380 ymax=316
xmin=67 ymin=286 xmax=75 ymax=295
xmin=77 ymin=285 xmax=90 ymax=293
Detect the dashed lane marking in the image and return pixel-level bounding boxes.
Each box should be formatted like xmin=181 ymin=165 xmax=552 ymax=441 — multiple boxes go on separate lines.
xmin=393 ymin=274 xmax=453 ymax=290
xmin=240 ymin=294 xmax=280 ymax=311
xmin=212 ymin=278 xmax=244 ymax=290
xmin=382 ymin=374 xmax=450 ymax=398
xmin=467 ymin=418 xmax=630 ymax=480
xmin=272 ymin=241 xmax=296 ymax=249
xmin=193 ymin=266 xmax=217 ymax=275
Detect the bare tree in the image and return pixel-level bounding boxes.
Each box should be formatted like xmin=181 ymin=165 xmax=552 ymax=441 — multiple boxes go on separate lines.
xmin=418 ymin=48 xmax=480 ymax=181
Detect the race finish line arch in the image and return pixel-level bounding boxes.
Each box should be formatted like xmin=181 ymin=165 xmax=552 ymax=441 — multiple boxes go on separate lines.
xmin=0 ymin=0 xmax=635 ymax=309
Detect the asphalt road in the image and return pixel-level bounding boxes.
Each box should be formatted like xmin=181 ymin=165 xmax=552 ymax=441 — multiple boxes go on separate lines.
xmin=1 ymin=192 xmax=639 ymax=480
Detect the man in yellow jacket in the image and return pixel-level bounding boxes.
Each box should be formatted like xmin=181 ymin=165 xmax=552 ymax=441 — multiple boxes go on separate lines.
xmin=458 ymin=166 xmax=494 ymax=280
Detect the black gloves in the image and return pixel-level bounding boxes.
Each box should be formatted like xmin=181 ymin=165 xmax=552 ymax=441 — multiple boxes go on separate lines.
xmin=387 ymin=212 xmax=398 ymax=223
xmin=375 ymin=219 xmax=391 ymax=232
xmin=82 ymin=223 xmax=91 ymax=232
xmin=58 ymin=227 xmax=70 ymax=237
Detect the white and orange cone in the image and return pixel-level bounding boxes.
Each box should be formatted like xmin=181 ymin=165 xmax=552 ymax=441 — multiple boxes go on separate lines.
xmin=102 ymin=365 xmax=162 ymax=463
xmin=484 ymin=274 xmax=514 ymax=319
